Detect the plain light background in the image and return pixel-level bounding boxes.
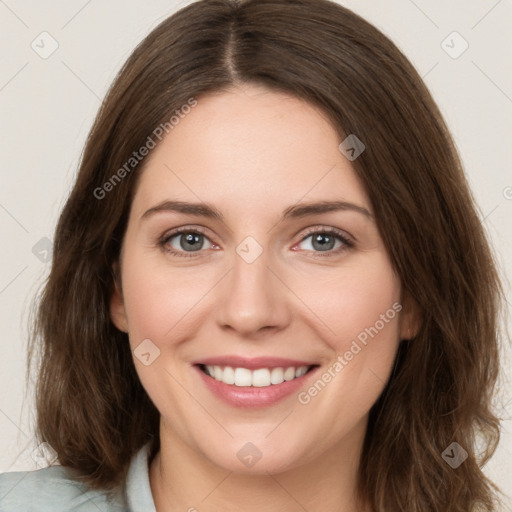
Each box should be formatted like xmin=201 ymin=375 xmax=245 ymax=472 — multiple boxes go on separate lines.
xmin=1 ymin=0 xmax=511 ymax=508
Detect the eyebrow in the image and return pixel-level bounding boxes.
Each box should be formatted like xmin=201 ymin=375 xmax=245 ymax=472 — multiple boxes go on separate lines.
xmin=141 ymin=200 xmax=373 ymax=222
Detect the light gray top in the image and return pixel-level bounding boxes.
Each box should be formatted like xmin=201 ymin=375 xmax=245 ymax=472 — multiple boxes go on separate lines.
xmin=0 ymin=443 xmax=157 ymax=512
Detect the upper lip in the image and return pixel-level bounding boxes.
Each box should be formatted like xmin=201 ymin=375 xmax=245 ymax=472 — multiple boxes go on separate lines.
xmin=193 ymin=356 xmax=318 ymax=370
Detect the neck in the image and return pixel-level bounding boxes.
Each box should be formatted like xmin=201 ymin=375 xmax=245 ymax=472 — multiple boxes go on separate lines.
xmin=149 ymin=416 xmax=370 ymax=512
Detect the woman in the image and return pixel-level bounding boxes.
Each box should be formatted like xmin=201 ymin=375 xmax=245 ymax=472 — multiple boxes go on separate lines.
xmin=0 ymin=0 xmax=504 ymax=510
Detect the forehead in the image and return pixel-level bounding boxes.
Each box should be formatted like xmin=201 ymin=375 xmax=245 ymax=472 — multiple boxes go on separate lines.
xmin=131 ymin=84 xmax=371 ymax=218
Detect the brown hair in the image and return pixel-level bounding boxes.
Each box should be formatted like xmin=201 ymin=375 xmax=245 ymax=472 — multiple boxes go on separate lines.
xmin=28 ymin=0 xmax=505 ymax=509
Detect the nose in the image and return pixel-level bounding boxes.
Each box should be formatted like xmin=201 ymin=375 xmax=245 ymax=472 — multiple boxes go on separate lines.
xmin=215 ymin=246 xmax=291 ymax=338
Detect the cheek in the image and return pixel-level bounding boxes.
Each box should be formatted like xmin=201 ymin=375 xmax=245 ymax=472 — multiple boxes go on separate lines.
xmin=120 ymin=251 xmax=209 ymax=345
xmin=297 ymin=253 xmax=402 ymax=354
xmin=295 ymin=254 xmax=402 ymax=417
xmin=119 ymin=249 xmax=208 ymax=410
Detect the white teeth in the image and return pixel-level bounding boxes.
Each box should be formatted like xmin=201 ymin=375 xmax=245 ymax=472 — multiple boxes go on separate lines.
xmin=295 ymin=366 xmax=308 ymax=378
xmin=284 ymin=367 xmax=296 ymax=381
xmin=213 ymin=366 xmax=223 ymax=381
xmin=223 ymin=366 xmax=235 ymax=385
xmin=270 ymin=367 xmax=284 ymax=385
xmin=234 ymin=368 xmax=252 ymax=387
xmin=252 ymin=368 xmax=271 ymax=387
xmin=203 ymin=365 xmax=311 ymax=387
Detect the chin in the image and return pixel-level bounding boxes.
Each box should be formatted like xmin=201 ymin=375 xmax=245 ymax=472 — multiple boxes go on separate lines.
xmin=198 ymin=435 xmax=310 ymax=475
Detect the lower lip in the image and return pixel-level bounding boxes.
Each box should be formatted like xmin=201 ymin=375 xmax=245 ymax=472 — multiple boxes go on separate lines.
xmin=194 ymin=365 xmax=318 ymax=408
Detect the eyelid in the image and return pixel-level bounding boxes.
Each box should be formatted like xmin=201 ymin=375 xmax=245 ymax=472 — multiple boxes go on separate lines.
xmin=161 ymin=225 xmax=210 ymax=239
xmin=296 ymin=225 xmax=354 ymax=244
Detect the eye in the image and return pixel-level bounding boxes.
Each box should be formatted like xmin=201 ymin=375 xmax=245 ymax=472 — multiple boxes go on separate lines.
xmin=159 ymin=226 xmax=354 ymax=259
xmin=295 ymin=228 xmax=354 ymax=256
xmin=160 ymin=227 xmax=215 ymax=258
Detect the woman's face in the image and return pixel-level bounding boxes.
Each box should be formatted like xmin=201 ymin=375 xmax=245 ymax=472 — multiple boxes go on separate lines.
xmin=111 ymin=84 xmax=416 ymax=474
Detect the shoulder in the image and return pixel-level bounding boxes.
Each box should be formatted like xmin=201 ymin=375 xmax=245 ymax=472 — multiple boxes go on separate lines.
xmin=0 ymin=465 xmax=127 ymax=512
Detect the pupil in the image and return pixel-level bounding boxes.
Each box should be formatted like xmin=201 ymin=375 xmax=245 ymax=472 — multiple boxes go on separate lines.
xmin=181 ymin=233 xmax=203 ymax=251
xmin=313 ymin=233 xmax=334 ymax=251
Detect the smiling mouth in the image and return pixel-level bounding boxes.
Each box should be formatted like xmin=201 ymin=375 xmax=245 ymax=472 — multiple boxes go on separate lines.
xmin=197 ymin=364 xmax=319 ymax=387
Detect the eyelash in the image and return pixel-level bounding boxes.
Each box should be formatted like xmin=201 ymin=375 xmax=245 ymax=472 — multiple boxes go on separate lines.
xmin=158 ymin=226 xmax=355 ymax=259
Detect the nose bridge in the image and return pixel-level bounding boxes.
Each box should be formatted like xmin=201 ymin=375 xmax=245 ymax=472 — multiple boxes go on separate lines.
xmin=215 ymin=236 xmax=289 ymax=335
